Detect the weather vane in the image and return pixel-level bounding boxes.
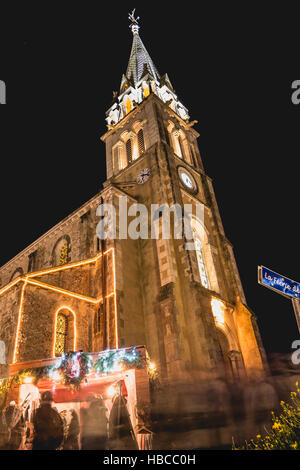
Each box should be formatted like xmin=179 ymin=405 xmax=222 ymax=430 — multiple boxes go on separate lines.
xmin=128 ymin=9 xmax=140 ymax=33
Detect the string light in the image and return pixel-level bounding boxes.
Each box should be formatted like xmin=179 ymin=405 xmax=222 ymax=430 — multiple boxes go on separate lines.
xmin=12 ymin=280 xmax=28 ymax=363
xmin=11 ymin=248 xmax=117 ymax=364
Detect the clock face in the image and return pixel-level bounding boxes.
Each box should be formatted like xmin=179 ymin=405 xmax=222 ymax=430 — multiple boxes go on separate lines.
xmin=177 ymin=166 xmax=197 ymax=193
xmin=137 ymin=168 xmax=151 ymax=184
xmin=180 ymin=172 xmax=193 ymax=189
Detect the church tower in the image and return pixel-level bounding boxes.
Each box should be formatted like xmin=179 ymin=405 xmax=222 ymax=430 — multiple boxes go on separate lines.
xmin=100 ymin=12 xmax=268 ymax=383
xmin=0 ymin=11 xmax=268 ymax=387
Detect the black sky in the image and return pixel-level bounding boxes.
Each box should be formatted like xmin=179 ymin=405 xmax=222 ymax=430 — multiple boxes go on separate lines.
xmin=0 ymin=4 xmax=299 ymax=355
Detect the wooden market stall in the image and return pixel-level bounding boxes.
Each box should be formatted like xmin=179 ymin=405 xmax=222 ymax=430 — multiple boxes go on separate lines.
xmin=4 ymin=345 xmax=153 ymax=450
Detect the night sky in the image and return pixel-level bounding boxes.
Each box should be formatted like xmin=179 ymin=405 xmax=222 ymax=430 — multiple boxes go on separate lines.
xmin=1 ymin=4 xmax=299 ymax=355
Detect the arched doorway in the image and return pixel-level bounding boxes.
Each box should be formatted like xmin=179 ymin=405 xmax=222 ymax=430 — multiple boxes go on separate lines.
xmin=216 ymin=327 xmax=234 ymax=380
xmin=216 ymin=327 xmax=243 ymax=380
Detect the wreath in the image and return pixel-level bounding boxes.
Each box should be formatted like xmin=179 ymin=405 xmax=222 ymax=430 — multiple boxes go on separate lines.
xmin=56 ymin=351 xmax=92 ymax=390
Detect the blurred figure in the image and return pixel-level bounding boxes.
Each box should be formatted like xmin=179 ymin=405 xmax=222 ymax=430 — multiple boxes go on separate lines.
xmin=59 ymin=409 xmax=68 ymax=450
xmin=81 ymin=395 xmax=108 ymax=450
xmin=0 ymin=401 xmax=25 ymax=450
xmin=109 ymin=391 xmax=138 ymax=450
xmin=32 ymin=391 xmax=64 ymax=450
xmin=64 ymin=409 xmax=80 ymax=450
xmin=244 ymin=378 xmax=278 ymax=439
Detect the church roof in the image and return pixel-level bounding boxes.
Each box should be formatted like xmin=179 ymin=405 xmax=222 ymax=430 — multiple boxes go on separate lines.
xmin=125 ymin=13 xmax=160 ymax=87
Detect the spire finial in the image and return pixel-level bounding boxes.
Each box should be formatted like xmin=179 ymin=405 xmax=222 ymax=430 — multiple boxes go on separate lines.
xmin=128 ymin=8 xmax=140 ymax=34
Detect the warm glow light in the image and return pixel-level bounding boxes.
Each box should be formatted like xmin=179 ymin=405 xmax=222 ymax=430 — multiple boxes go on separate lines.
xmin=106 ymin=385 xmax=116 ymax=398
xmin=112 ymin=248 xmax=119 ymax=349
xmin=148 ymin=362 xmax=156 ymax=370
xmin=52 ymin=370 xmax=61 ymax=382
xmin=8 ymin=247 xmax=116 ymax=364
xmin=211 ymin=298 xmax=225 ymax=326
xmin=0 ymin=248 xmax=114 ymax=298
xmin=26 ymin=254 xmax=102 ymax=279
xmin=27 ymin=278 xmax=100 ymax=304
xmin=0 ymin=277 xmax=23 ymax=296
xmin=13 ymin=280 xmax=27 ymax=363
xmin=23 ymin=376 xmax=33 ymax=384
xmin=52 ymin=306 xmax=77 ymax=358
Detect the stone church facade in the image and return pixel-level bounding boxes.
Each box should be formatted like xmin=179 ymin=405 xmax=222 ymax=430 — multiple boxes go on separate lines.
xmin=0 ymin=16 xmax=268 ymax=384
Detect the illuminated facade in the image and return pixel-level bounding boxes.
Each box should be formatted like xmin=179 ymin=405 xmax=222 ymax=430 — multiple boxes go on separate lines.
xmin=0 ymin=15 xmax=268 ymax=384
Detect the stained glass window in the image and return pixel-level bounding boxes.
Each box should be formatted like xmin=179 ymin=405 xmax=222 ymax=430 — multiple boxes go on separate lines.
xmin=194 ymin=237 xmax=210 ymax=289
xmin=59 ymin=243 xmax=69 ymax=266
xmin=55 ymin=313 xmax=68 ymax=357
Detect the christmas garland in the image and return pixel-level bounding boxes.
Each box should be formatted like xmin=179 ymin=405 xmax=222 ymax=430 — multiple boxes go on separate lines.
xmin=93 ymin=347 xmax=145 ymax=375
xmin=0 ymin=347 xmax=154 ymax=405
xmin=0 ymin=366 xmax=52 ymax=409
xmin=55 ymin=351 xmax=92 ymax=390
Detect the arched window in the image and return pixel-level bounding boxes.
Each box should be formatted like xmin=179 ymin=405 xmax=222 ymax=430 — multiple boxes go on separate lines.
xmin=216 ymin=328 xmax=234 ymax=380
xmin=53 ymin=307 xmax=76 ymax=358
xmin=113 ymin=146 xmax=119 ymax=173
xmin=59 ymin=243 xmax=69 ymax=266
xmin=178 ymin=135 xmax=186 ymax=161
xmin=173 ymin=132 xmax=187 ymax=160
xmin=191 ymin=217 xmax=219 ymax=292
xmin=190 ymin=144 xmax=197 ymax=167
xmin=126 ymin=138 xmax=132 ymax=164
xmin=9 ymin=268 xmax=24 ymax=282
xmin=52 ymin=236 xmax=71 ymax=267
xmin=143 ymin=83 xmax=150 ymax=98
xmin=137 ymin=129 xmax=145 ymax=155
xmin=55 ymin=313 xmax=68 ymax=357
xmin=194 ymin=237 xmax=210 ymax=289
xmin=125 ymin=97 xmax=132 ymax=114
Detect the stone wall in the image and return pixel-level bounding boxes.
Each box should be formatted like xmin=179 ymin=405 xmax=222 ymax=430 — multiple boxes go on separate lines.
xmin=0 ymin=283 xmax=22 ymax=375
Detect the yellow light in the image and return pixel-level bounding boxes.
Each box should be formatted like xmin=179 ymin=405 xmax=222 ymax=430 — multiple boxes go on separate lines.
xmin=148 ymin=362 xmax=156 ymax=371
xmin=211 ymin=298 xmax=225 ymax=326
xmin=23 ymin=376 xmax=33 ymax=384
xmin=112 ymin=248 xmax=119 ymax=349
xmin=52 ymin=370 xmax=61 ymax=382
xmin=52 ymin=306 xmax=77 ymax=358
xmin=106 ymin=385 xmax=116 ymax=398
xmin=10 ymin=247 xmax=116 ymax=364
xmin=27 ymin=278 xmax=100 ymax=304
xmin=13 ymin=280 xmax=27 ymax=363
xmin=0 ymin=277 xmax=23 ymax=297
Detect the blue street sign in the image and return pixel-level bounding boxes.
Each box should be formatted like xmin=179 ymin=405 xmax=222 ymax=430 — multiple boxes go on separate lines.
xmin=258 ymin=266 xmax=300 ymax=300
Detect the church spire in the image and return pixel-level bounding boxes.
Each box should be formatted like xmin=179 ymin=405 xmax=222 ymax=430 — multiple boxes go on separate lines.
xmin=126 ymin=9 xmax=160 ymax=86
xmin=105 ymin=10 xmax=190 ymax=128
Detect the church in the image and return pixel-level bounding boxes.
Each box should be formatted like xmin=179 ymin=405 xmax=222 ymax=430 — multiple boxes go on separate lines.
xmin=0 ymin=12 xmax=268 ymax=416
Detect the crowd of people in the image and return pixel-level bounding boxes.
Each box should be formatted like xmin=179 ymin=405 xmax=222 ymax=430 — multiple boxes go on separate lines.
xmin=0 ymin=388 xmax=138 ymax=451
